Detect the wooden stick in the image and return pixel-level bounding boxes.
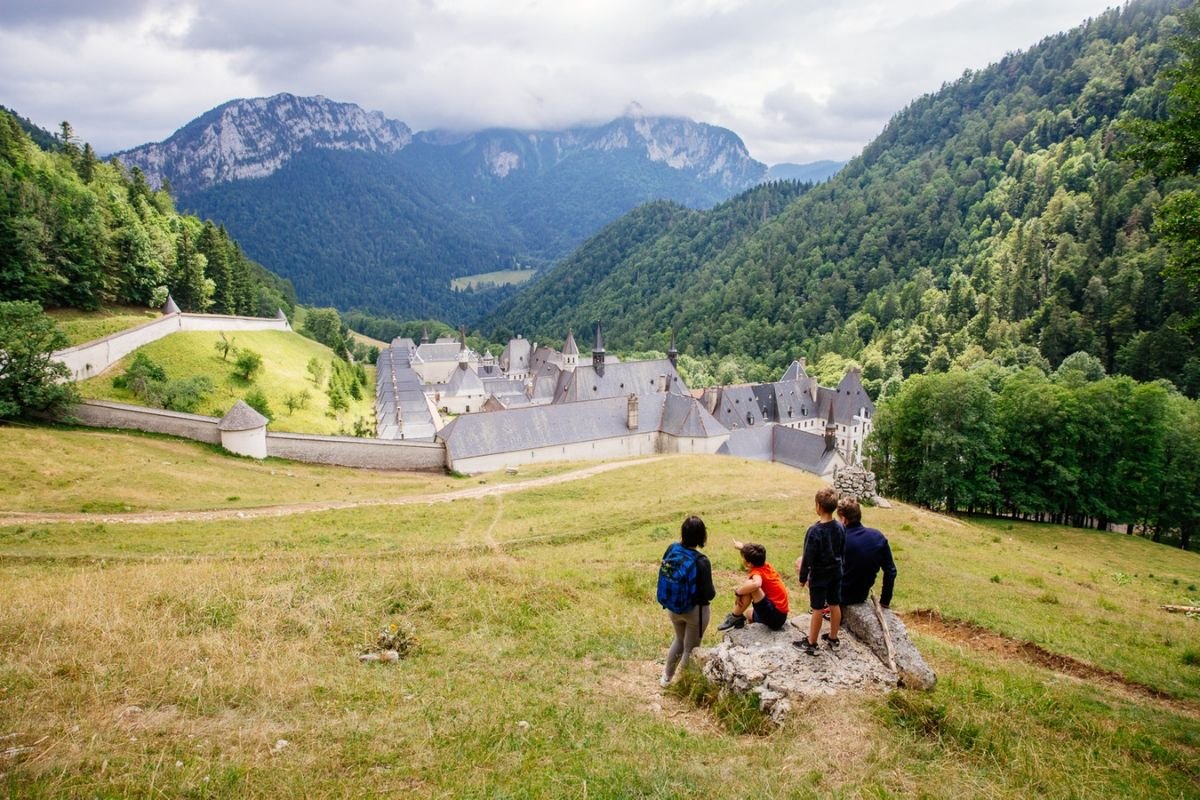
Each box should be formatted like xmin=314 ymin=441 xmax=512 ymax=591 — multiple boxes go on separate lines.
xmin=1160 ymin=605 xmax=1200 ymax=614
xmin=872 ymin=594 xmax=897 ymax=673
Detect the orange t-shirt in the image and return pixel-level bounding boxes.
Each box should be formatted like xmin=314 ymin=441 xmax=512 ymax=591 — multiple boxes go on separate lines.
xmin=750 ymin=563 xmax=789 ymax=614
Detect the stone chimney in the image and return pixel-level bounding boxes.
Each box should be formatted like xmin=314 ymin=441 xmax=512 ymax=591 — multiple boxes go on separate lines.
xmin=627 ymin=393 xmax=639 ymax=430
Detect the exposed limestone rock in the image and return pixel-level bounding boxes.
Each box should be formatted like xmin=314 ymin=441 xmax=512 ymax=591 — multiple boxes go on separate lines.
xmin=840 ymin=603 xmax=936 ymax=690
xmin=692 ymin=614 xmax=904 ymax=724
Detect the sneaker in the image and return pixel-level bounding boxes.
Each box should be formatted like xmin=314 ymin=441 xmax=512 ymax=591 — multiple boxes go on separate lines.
xmin=792 ymin=637 xmax=818 ymax=655
xmin=659 ymin=673 xmax=672 ymax=688
xmin=717 ymin=613 xmax=746 ymax=631
xmin=821 ymin=633 xmax=841 ymax=650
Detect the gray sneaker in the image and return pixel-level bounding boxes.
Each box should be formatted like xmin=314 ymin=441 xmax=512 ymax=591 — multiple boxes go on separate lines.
xmin=717 ymin=613 xmax=746 ymax=631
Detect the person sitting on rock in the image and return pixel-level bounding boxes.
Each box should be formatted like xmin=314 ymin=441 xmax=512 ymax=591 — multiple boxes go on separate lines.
xmin=794 ymin=487 xmax=845 ymax=654
xmin=717 ymin=541 xmax=789 ymax=631
xmin=837 ymin=497 xmax=896 ymax=609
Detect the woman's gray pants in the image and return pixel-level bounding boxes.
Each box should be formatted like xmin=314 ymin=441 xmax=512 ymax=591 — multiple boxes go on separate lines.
xmin=664 ymin=605 xmax=710 ymax=679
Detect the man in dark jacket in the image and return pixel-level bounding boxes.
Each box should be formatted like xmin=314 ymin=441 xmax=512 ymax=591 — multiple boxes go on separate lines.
xmin=837 ymin=497 xmax=897 ymax=607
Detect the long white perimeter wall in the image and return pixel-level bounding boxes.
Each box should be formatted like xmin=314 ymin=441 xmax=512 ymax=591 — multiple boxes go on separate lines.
xmin=74 ymin=401 xmax=447 ymax=471
xmin=53 ymin=312 xmax=291 ymax=382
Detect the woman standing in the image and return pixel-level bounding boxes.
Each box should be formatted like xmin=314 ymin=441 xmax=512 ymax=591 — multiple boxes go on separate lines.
xmin=658 ymin=515 xmax=717 ymax=687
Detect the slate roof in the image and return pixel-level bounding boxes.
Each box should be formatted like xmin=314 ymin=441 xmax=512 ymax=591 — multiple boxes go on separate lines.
xmin=772 ymin=425 xmax=843 ymax=475
xmin=660 ymin=393 xmax=727 ymax=438
xmin=563 ymin=330 xmax=579 ymax=356
xmin=439 ymin=393 xmax=725 ymax=460
xmin=816 ymin=369 xmax=874 ymax=426
xmin=552 ymin=359 xmax=688 ymax=404
xmin=219 ymin=400 xmax=268 ymax=431
xmin=375 ymin=345 xmax=440 ymax=440
xmin=781 ymin=360 xmax=808 ymax=381
xmin=500 ymin=337 xmax=532 ymax=373
xmin=710 ymin=384 xmax=770 ymax=429
xmin=772 ymin=379 xmax=819 ymax=423
xmin=416 ymin=342 xmax=462 ymax=362
xmin=717 ymin=426 xmax=774 ymax=460
xmin=445 ymin=363 xmax=485 ymax=396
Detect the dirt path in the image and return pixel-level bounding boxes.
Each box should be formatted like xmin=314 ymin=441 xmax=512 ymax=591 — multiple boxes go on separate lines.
xmin=904 ymin=609 xmax=1200 ymax=720
xmin=0 ymin=457 xmax=667 ymax=527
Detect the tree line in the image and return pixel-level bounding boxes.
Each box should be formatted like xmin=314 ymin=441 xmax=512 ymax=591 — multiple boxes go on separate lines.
xmin=867 ymin=353 xmax=1200 ymax=550
xmin=0 ymin=112 xmax=295 ymax=316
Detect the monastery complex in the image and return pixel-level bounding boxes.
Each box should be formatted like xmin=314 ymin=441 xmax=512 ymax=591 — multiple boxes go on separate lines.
xmin=375 ymin=325 xmax=875 ymax=476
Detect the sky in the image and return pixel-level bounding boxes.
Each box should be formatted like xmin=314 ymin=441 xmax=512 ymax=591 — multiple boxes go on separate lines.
xmin=0 ymin=0 xmax=1126 ymax=165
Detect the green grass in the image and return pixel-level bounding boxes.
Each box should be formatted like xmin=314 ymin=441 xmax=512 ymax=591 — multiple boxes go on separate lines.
xmin=45 ymin=306 xmax=162 ymax=346
xmin=75 ymin=330 xmax=375 ymax=435
xmin=1 ymin=439 xmax=1198 ymax=798
xmin=450 ymin=268 xmax=538 ymax=291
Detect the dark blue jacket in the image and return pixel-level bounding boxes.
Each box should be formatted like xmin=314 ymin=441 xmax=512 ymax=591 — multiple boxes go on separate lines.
xmin=841 ymin=522 xmax=897 ymax=606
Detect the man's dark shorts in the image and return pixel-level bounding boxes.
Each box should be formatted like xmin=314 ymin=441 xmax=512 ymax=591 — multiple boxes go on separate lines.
xmin=808 ymin=578 xmax=842 ymax=610
xmin=752 ymin=595 xmax=788 ymax=630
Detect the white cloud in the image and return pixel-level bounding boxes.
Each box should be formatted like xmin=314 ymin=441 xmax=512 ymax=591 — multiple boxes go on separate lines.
xmin=0 ymin=0 xmax=1123 ymax=162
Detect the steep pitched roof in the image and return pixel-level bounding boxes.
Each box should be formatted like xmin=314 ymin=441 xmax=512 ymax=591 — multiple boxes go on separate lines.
xmin=445 ymin=363 xmax=485 ymax=396
xmin=781 ymin=360 xmax=808 ymax=381
xmin=709 ymin=384 xmax=769 ymax=429
xmin=562 ymin=329 xmax=579 ymax=356
xmin=416 ymin=341 xmax=462 ymax=362
xmin=659 ymin=393 xmax=727 ymax=438
xmin=375 ymin=344 xmax=440 ymax=440
xmin=772 ymin=379 xmax=819 ymax=423
xmin=552 ymin=359 xmax=689 ymax=404
xmin=772 ymin=425 xmax=844 ymax=476
xmin=717 ymin=426 xmax=774 ymax=460
xmin=219 ymin=400 xmax=268 ymax=431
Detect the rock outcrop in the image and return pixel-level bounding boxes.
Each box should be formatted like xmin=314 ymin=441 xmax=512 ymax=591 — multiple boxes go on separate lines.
xmin=693 ymin=606 xmax=935 ymax=723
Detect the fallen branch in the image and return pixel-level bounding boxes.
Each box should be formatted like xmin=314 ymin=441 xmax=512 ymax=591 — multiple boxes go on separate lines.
xmin=872 ymin=594 xmax=897 ymax=673
xmin=1160 ymin=605 xmax=1200 ymax=614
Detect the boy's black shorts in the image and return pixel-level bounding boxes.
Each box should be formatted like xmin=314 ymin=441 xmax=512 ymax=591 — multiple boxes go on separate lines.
xmin=752 ymin=596 xmax=788 ymax=631
xmin=808 ymin=579 xmax=842 ymax=610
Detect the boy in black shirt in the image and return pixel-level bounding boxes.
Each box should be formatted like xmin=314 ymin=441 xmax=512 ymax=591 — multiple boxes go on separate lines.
xmin=793 ymin=487 xmax=845 ymax=654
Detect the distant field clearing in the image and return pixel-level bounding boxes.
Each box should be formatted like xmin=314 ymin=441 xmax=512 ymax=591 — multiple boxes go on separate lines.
xmin=450 ymin=268 xmax=537 ymax=290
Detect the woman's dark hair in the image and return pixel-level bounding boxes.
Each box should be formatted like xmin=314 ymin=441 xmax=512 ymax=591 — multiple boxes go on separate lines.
xmin=681 ymin=515 xmax=707 ymax=548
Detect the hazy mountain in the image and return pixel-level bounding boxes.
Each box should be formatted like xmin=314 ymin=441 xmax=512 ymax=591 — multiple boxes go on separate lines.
xmin=114 ymin=95 xmax=768 ymax=319
xmin=764 ymin=160 xmax=846 ymax=183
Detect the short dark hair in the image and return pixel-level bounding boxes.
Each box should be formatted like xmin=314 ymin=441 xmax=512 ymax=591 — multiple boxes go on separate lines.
xmin=816 ymin=487 xmax=839 ymax=514
xmin=837 ymin=497 xmax=862 ymax=525
xmin=681 ymin=515 xmax=707 ymax=548
xmin=739 ymin=542 xmax=766 ymax=567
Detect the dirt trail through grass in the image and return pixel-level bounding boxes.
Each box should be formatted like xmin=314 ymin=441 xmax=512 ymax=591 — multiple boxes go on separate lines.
xmin=0 ymin=457 xmax=666 ymax=527
xmin=905 ymin=609 xmax=1200 ymax=719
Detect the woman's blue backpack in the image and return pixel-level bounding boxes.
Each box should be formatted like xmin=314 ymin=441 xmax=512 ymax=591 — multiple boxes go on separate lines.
xmin=657 ymin=542 xmax=700 ymax=614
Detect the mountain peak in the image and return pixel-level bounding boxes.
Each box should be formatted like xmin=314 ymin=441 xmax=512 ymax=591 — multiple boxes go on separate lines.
xmin=116 ymin=94 xmax=413 ymax=192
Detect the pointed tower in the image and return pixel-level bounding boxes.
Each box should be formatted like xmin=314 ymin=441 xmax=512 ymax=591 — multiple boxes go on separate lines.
xmin=421 ymin=325 xmax=430 ymax=345
xmin=667 ymin=328 xmax=678 ymax=368
xmin=824 ymin=399 xmax=838 ymax=453
xmin=162 ymin=294 xmax=181 ymax=316
xmin=592 ymin=322 xmax=606 ymax=375
xmin=457 ymin=325 xmax=469 ymax=367
xmin=563 ymin=328 xmax=579 ymax=372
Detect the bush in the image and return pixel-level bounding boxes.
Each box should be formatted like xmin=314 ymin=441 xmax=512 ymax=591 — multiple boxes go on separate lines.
xmin=244 ymin=387 xmax=274 ymax=421
xmin=233 ymin=349 xmax=263 ymax=381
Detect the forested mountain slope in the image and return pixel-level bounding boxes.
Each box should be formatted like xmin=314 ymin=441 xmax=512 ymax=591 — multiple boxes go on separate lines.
xmin=489 ymin=0 xmax=1199 ymax=397
xmin=115 ymin=96 xmax=769 ymax=321
xmin=0 ymin=110 xmax=295 ymax=316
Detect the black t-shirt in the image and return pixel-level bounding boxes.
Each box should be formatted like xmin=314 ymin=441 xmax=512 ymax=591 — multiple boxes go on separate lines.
xmin=799 ymin=520 xmax=845 ymax=583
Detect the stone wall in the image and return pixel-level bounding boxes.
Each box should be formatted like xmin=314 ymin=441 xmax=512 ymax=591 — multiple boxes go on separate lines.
xmin=833 ymin=463 xmax=877 ymax=500
xmin=266 ymin=432 xmax=445 ymax=471
xmin=54 ymin=312 xmax=291 ymax=381
xmin=73 ymin=400 xmax=222 ymax=444
xmin=72 ymin=400 xmax=446 ymax=471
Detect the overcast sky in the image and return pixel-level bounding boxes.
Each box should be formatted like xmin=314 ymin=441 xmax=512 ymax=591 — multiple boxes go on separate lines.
xmin=1 ymin=0 xmax=1123 ymax=164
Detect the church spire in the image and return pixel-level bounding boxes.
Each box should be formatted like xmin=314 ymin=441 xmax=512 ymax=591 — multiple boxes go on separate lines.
xmin=592 ymin=322 xmax=606 ymax=373
xmin=667 ymin=328 xmax=678 ymax=368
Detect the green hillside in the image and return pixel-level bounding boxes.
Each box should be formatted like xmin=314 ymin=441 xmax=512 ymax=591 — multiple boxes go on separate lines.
xmin=0 ymin=439 xmax=1197 ymax=797
xmin=488 ymin=0 xmax=1200 ymax=396
xmin=77 ymin=329 xmax=375 ymax=436
xmin=0 ymin=110 xmax=295 ymax=316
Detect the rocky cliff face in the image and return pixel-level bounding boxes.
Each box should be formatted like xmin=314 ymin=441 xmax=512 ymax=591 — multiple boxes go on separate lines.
xmin=117 ymin=94 xmax=765 ymax=194
xmin=115 ymin=94 xmax=414 ymax=192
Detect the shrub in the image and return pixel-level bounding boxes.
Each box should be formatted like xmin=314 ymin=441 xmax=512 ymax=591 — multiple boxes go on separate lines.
xmin=233 ymin=349 xmax=263 ymax=381
xmin=244 ymin=387 xmax=274 ymax=421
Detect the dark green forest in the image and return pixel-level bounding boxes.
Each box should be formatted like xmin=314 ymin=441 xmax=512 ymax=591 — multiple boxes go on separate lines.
xmin=868 ymin=360 xmax=1200 ymax=549
xmin=177 ymin=129 xmax=757 ymax=321
xmin=487 ymin=0 xmax=1200 ymax=398
xmin=0 ymin=112 xmax=295 ymax=315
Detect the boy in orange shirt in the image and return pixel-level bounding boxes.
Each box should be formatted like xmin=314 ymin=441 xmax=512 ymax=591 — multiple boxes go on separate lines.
xmin=716 ymin=541 xmax=790 ymax=631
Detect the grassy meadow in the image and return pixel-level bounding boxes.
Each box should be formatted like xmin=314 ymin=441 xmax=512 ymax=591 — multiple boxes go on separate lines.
xmin=1 ymin=428 xmax=1198 ymax=798
xmin=45 ymin=306 xmax=163 ymax=347
xmin=450 ymin=269 xmax=538 ymax=291
xmin=75 ymin=330 xmax=375 ymax=436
